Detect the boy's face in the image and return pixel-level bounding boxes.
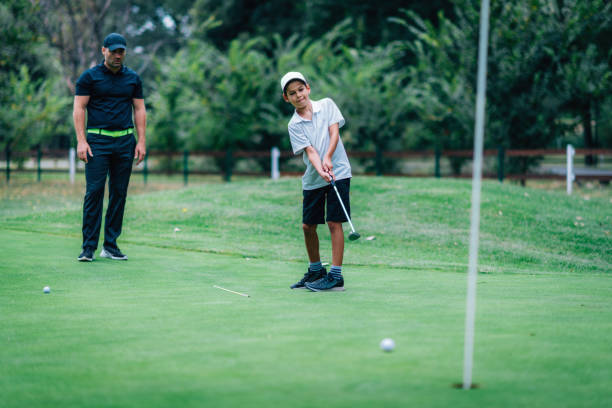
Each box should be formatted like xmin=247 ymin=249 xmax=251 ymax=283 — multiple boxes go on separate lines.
xmin=283 ymin=80 xmax=310 ymax=110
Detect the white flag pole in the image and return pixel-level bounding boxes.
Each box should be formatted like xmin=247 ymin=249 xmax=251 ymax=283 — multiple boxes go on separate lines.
xmin=463 ymin=0 xmax=491 ymax=390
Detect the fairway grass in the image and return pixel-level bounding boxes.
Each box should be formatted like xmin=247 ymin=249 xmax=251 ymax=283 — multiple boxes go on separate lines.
xmin=1 ymin=176 xmax=611 ymax=407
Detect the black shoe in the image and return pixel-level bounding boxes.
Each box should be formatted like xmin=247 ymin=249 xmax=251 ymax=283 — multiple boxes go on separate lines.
xmin=78 ymin=248 xmax=94 ymax=262
xmin=100 ymin=246 xmax=128 ymax=260
xmin=305 ymin=274 xmax=345 ymax=292
xmin=290 ymin=267 xmax=327 ymax=289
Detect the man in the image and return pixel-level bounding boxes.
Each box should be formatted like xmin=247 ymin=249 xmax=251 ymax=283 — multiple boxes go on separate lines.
xmin=73 ymin=33 xmax=146 ymax=262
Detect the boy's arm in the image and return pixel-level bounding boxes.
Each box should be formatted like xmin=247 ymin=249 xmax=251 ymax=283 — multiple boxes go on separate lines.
xmin=305 ymin=146 xmax=332 ymax=182
xmin=322 ymin=123 xmax=340 ymax=174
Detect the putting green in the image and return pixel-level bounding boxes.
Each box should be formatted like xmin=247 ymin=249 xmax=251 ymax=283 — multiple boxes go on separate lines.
xmin=1 ymin=176 xmax=611 ymax=407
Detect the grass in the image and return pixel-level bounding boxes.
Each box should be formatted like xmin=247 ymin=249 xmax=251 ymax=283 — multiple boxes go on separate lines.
xmin=1 ymin=174 xmax=611 ymax=407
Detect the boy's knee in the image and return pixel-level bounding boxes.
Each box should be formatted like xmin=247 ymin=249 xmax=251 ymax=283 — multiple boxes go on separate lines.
xmin=303 ymin=223 xmax=317 ymax=234
xmin=327 ymin=221 xmax=342 ymax=232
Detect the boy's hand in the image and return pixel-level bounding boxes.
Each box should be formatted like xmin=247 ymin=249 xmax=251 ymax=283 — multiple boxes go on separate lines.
xmin=322 ymin=156 xmax=333 ymax=174
xmin=318 ymin=170 xmax=331 ymax=183
xmin=320 ymin=169 xmax=335 ymax=183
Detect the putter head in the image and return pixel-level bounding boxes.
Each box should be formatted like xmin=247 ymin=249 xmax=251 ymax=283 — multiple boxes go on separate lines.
xmin=348 ymin=231 xmax=361 ymax=241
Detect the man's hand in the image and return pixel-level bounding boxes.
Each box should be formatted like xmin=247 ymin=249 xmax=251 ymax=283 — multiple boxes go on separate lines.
xmin=134 ymin=141 xmax=146 ymax=165
xmin=77 ymin=140 xmax=93 ymax=163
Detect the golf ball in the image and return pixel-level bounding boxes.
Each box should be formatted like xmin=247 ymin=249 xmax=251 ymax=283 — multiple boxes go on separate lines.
xmin=43 ymin=286 xmax=50 ymax=294
xmin=380 ymin=338 xmax=395 ymax=352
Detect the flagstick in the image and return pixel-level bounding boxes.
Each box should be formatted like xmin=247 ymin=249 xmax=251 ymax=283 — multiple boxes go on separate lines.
xmin=463 ymin=0 xmax=491 ymax=390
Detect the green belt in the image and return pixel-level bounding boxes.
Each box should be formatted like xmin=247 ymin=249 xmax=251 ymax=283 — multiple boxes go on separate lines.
xmin=87 ymin=128 xmax=134 ymax=137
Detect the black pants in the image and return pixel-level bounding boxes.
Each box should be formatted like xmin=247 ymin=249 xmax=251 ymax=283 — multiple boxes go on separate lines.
xmin=82 ymin=133 xmax=135 ymax=251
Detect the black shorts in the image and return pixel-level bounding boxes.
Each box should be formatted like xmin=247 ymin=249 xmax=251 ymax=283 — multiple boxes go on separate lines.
xmin=303 ymin=178 xmax=351 ymax=225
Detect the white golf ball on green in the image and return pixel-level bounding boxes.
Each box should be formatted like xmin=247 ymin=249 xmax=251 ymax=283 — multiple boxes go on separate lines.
xmin=380 ymin=338 xmax=395 ymax=352
xmin=43 ymin=286 xmax=50 ymax=294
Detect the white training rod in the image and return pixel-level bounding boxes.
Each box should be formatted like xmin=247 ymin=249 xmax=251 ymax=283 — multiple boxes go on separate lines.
xmin=213 ymin=285 xmax=250 ymax=297
xmin=463 ymin=0 xmax=490 ymax=390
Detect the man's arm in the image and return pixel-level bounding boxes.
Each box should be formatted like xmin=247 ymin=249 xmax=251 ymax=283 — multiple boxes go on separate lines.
xmin=305 ymin=146 xmax=332 ymax=182
xmin=133 ymin=98 xmax=147 ymax=165
xmin=73 ymin=95 xmax=92 ymax=163
xmin=322 ymin=122 xmax=340 ymax=175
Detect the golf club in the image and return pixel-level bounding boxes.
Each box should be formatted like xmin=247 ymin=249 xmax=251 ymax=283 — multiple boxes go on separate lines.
xmin=328 ymin=173 xmax=360 ymax=241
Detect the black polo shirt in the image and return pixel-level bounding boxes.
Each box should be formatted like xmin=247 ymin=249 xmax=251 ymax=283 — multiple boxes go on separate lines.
xmin=75 ymin=61 xmax=144 ymax=131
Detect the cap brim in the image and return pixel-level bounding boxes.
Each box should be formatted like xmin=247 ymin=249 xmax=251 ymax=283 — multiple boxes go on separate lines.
xmin=108 ymin=44 xmax=126 ymax=51
xmin=282 ymin=78 xmax=306 ymax=93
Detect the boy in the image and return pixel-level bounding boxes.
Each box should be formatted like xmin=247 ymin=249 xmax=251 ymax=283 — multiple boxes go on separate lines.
xmin=281 ymin=71 xmax=352 ymax=292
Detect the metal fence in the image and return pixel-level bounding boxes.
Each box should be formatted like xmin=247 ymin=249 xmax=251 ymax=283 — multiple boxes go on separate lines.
xmin=3 ymin=145 xmax=612 ymax=190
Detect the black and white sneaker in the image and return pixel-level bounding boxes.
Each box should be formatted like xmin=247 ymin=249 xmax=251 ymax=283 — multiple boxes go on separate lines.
xmin=100 ymin=247 xmax=128 ymax=260
xmin=78 ymin=248 xmax=94 ymax=262
xmin=305 ymin=274 xmax=345 ymax=292
xmin=290 ymin=267 xmax=327 ymax=289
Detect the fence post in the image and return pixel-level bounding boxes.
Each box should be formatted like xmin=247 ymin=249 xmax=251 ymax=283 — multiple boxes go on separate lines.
xmin=183 ymin=150 xmax=189 ymax=186
xmin=567 ymin=144 xmax=575 ymax=195
xmin=271 ymin=147 xmax=280 ymax=180
xmin=143 ymin=154 xmax=148 ymax=186
xmin=69 ymin=147 xmax=76 ymax=184
xmin=435 ymin=147 xmax=441 ymax=178
xmin=497 ymin=146 xmax=505 ymax=182
xmin=5 ymin=144 xmax=10 ymax=183
xmin=224 ymin=149 xmax=233 ymax=182
xmin=37 ymin=146 xmax=42 ymax=182
xmin=375 ymin=146 xmax=382 ymax=176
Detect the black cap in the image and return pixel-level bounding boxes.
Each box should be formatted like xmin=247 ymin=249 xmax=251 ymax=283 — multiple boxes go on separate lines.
xmin=103 ymin=33 xmax=127 ymax=51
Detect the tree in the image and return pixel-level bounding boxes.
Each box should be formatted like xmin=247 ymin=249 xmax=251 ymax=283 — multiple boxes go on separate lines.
xmin=550 ymin=0 xmax=612 ymax=163
xmin=392 ymin=0 xmax=612 ymax=176
xmin=36 ymin=0 xmax=195 ymax=92
xmin=188 ymin=0 xmax=455 ymax=50
xmin=390 ymin=9 xmax=477 ymax=174
xmin=0 ymin=0 xmax=70 ymax=152
xmin=149 ymin=36 xmax=277 ymax=172
xmin=1 ymin=66 xmax=70 ymax=154
xmin=486 ymin=0 xmax=611 ymax=170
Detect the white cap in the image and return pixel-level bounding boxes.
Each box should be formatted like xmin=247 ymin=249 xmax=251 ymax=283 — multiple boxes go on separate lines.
xmin=280 ymin=72 xmax=307 ymax=93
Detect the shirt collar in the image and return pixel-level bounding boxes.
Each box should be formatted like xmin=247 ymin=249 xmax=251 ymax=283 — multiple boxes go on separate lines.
xmin=291 ymin=99 xmax=321 ymax=123
xmin=99 ymin=60 xmax=125 ymax=74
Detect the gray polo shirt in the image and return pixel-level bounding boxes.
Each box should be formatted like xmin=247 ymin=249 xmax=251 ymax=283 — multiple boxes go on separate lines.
xmin=288 ymin=98 xmax=352 ymax=190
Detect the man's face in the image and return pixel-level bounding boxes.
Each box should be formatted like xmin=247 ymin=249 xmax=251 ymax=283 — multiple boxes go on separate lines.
xmin=283 ymin=81 xmax=310 ymax=110
xmin=102 ymin=47 xmax=126 ymax=70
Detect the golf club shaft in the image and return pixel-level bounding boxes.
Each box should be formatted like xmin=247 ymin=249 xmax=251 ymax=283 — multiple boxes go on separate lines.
xmin=331 ymin=184 xmax=357 ymax=233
